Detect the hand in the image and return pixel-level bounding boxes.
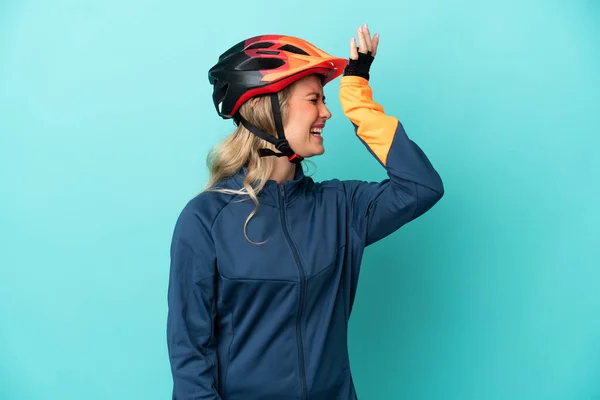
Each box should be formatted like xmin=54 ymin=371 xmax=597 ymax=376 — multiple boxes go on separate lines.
xmin=350 ymin=23 xmax=379 ymax=60
xmin=344 ymin=23 xmax=379 ymax=80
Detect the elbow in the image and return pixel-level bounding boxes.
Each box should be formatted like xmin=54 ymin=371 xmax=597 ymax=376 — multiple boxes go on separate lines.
xmin=432 ymin=181 xmax=445 ymax=201
xmin=413 ymin=182 xmax=444 ymax=218
xmin=424 ymin=171 xmax=445 ymax=205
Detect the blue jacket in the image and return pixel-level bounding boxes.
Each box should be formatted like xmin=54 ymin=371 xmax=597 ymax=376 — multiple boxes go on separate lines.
xmin=167 ymin=76 xmax=444 ymax=399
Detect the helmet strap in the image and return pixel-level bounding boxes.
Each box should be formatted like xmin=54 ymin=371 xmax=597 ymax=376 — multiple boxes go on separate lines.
xmin=234 ymin=94 xmax=304 ymax=164
xmin=269 ymin=93 xmax=286 ymax=141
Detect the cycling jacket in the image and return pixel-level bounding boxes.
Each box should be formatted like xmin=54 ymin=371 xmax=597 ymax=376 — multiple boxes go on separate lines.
xmin=167 ymin=75 xmax=445 ymax=399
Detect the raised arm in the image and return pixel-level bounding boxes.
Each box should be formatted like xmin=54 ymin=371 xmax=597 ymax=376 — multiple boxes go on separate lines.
xmin=340 ymin=25 xmax=444 ymax=246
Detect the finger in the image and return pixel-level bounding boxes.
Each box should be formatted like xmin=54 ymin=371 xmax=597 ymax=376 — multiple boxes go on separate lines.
xmin=350 ymin=37 xmax=358 ymax=60
xmin=356 ymin=27 xmax=368 ymax=54
xmin=371 ymin=33 xmax=379 ymax=57
xmin=362 ymin=24 xmax=373 ymax=53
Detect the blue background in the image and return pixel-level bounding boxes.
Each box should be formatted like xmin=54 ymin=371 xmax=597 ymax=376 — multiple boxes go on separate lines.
xmin=1 ymin=0 xmax=599 ymax=399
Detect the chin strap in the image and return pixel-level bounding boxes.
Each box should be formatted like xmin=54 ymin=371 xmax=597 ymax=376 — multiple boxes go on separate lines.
xmin=234 ymin=94 xmax=304 ymax=164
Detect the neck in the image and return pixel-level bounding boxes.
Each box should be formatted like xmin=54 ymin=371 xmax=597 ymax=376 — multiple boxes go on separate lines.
xmin=269 ymin=157 xmax=296 ymax=184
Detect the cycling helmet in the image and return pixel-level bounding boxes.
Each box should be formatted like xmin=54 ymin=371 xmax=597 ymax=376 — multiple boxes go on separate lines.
xmin=208 ymin=35 xmax=347 ymax=163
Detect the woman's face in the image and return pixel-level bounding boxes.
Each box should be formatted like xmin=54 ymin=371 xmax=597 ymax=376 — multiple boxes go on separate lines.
xmin=283 ymin=75 xmax=332 ymax=158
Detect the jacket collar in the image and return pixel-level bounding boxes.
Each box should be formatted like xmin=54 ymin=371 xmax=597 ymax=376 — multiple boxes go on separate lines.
xmin=231 ymin=164 xmax=308 ymax=207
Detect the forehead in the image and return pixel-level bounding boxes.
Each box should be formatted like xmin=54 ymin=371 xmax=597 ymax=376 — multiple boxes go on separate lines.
xmin=290 ymin=75 xmax=323 ymax=94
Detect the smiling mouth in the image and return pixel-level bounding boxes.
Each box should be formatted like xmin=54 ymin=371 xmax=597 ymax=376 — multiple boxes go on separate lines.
xmin=310 ymin=127 xmax=323 ymax=136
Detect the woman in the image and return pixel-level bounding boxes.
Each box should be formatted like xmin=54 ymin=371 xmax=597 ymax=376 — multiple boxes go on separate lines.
xmin=167 ymin=24 xmax=444 ymax=400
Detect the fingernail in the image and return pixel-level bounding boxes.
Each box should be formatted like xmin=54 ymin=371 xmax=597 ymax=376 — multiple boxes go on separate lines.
xmin=364 ymin=23 xmax=368 ymax=29
xmin=358 ymin=26 xmax=362 ymax=32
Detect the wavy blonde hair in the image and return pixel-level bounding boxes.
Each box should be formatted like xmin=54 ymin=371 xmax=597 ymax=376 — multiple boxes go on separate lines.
xmin=203 ymin=85 xmax=296 ymax=244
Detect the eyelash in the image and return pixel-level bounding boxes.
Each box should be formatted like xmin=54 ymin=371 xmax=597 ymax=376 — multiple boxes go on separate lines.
xmin=310 ymin=99 xmax=326 ymax=104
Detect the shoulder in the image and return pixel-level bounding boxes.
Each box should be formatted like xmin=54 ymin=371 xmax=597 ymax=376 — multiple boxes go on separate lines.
xmin=304 ymin=177 xmax=344 ymax=198
xmin=172 ymin=178 xmax=240 ymax=244
xmin=304 ymin=177 xmax=370 ymax=208
xmin=310 ymin=177 xmax=377 ymax=197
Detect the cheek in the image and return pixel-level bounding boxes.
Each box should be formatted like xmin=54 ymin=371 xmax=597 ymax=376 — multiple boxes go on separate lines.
xmin=284 ymin=106 xmax=314 ymax=142
xmin=284 ymin=126 xmax=306 ymax=147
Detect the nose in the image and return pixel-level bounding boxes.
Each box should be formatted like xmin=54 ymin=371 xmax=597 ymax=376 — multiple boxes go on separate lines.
xmin=320 ymin=102 xmax=332 ymax=120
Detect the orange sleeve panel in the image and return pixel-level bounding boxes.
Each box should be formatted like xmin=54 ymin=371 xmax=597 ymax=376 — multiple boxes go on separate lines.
xmin=339 ymin=76 xmax=399 ymax=166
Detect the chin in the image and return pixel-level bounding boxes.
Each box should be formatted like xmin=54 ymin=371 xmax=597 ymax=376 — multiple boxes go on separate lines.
xmin=296 ymin=145 xmax=324 ymax=159
xmin=307 ymin=146 xmax=325 ymax=158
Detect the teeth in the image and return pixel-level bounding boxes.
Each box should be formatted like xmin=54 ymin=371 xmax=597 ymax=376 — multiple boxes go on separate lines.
xmin=310 ymin=127 xmax=323 ymax=134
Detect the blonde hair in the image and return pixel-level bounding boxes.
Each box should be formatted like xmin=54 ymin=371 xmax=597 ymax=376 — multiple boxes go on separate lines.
xmin=203 ymin=86 xmax=295 ymax=244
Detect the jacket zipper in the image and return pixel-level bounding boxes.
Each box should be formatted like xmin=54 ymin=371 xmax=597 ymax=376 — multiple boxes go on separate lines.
xmin=278 ymin=184 xmax=308 ymax=400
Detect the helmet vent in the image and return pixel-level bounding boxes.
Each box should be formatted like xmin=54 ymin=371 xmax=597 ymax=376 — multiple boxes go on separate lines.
xmin=278 ymin=44 xmax=309 ymax=56
xmin=256 ymin=50 xmax=280 ymax=55
xmin=214 ymin=82 xmax=229 ymax=103
xmin=236 ymin=58 xmax=286 ymax=71
xmin=246 ymin=42 xmax=274 ymax=50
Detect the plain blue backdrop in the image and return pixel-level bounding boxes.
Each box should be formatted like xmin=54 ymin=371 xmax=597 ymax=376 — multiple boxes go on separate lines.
xmin=1 ymin=0 xmax=599 ymax=399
